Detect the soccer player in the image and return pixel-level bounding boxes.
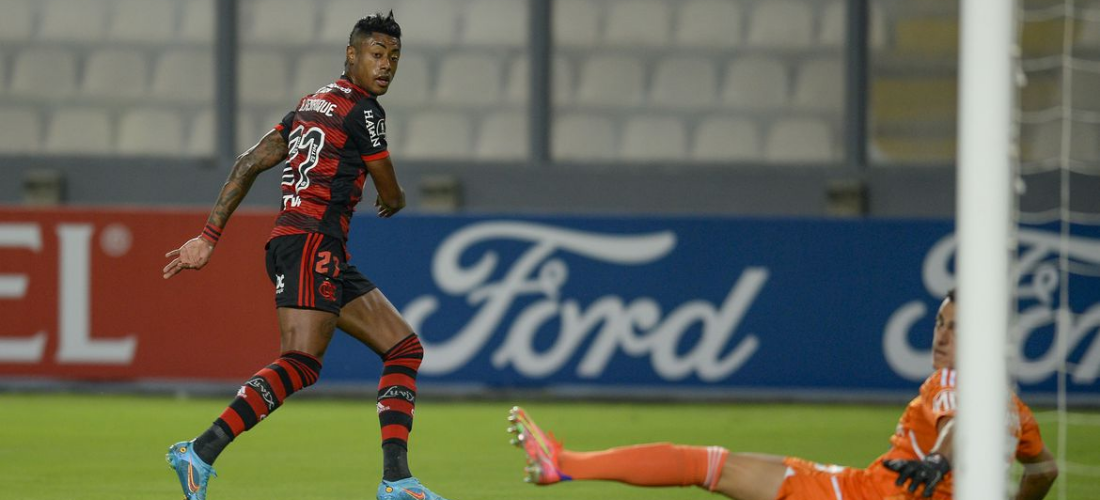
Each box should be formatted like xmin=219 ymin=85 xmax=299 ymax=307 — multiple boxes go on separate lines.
xmin=161 ymin=12 xmax=450 ymax=500
xmin=508 ymin=290 xmax=1059 ymax=500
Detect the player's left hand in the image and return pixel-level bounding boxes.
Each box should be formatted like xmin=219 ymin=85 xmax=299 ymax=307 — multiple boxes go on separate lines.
xmin=884 ymin=453 xmax=951 ymax=498
xmin=162 ymin=237 xmax=215 ymax=279
xmin=375 ymin=194 xmax=404 ymax=218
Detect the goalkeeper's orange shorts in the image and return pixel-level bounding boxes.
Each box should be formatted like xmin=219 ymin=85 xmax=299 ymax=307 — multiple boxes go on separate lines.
xmin=776 ymin=457 xmax=941 ymax=500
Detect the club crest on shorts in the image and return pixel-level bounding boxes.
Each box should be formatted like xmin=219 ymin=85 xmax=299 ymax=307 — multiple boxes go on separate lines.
xmin=319 ymin=279 xmax=337 ymax=301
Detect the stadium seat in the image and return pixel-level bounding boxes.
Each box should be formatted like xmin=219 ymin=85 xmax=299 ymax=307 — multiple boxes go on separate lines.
xmin=0 ymin=0 xmax=35 ymax=42
xmin=81 ymin=49 xmax=149 ymax=99
xmin=151 ymin=49 xmax=214 ymax=102
xmin=872 ymin=77 xmax=956 ymax=123
xmin=0 ymin=107 xmax=42 ymax=153
xmin=318 ymin=0 xmax=392 ymax=44
xmin=39 ymin=0 xmax=107 ymax=41
xmin=553 ymin=0 xmax=602 ymax=47
xmin=117 ymin=108 xmax=185 ymax=156
xmin=390 ymin=0 xmax=459 ymax=46
xmin=576 ymin=55 xmax=645 ymax=107
xmin=894 ymin=17 xmax=957 ymax=57
xmin=242 ymin=0 xmax=317 ymax=44
xmin=435 ymin=54 xmax=504 ymax=106
xmin=674 ymin=0 xmax=742 ymax=48
xmin=620 ymin=115 xmax=687 ymax=160
xmin=650 ymin=57 xmax=718 ymax=108
xmin=1079 ymin=6 xmax=1100 ymax=49
xmin=721 ymin=57 xmax=789 ymax=109
xmin=45 ymin=108 xmax=113 ymax=155
xmin=793 ymin=58 xmax=843 ymax=112
xmin=188 ymin=109 xmax=264 ymax=156
xmin=476 ymin=112 xmax=528 ymax=160
xmin=379 ymin=54 xmax=431 ymax=106
xmin=290 ymin=52 xmax=344 ymax=99
xmin=179 ymin=0 xmax=215 ymax=43
xmin=746 ymin=0 xmax=813 ymax=49
xmin=239 ymin=50 xmax=291 ymax=104
xmin=10 ymin=48 xmax=78 ymax=99
xmin=505 ymin=56 xmax=573 ymax=105
xmin=1073 ymin=69 xmax=1100 ymax=112
xmin=1024 ymin=120 xmax=1100 ymax=164
xmin=764 ymin=118 xmax=835 ymax=162
xmin=108 ymin=0 xmax=176 ymax=42
xmin=551 ymin=113 xmax=617 ymax=160
xmin=818 ymin=1 xmax=887 ymax=50
xmin=692 ymin=116 xmax=762 ymax=161
xmin=403 ymin=111 xmax=473 ymax=159
xmin=604 ymin=0 xmax=671 ymax=46
xmin=462 ymin=0 xmax=529 ymax=47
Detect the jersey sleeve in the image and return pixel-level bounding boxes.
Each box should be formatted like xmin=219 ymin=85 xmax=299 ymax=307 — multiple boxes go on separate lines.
xmin=1014 ymin=397 xmax=1046 ymax=459
xmin=921 ymin=368 xmax=958 ymax=425
xmin=274 ymin=110 xmax=295 ymax=143
xmin=346 ymin=98 xmax=390 ymax=163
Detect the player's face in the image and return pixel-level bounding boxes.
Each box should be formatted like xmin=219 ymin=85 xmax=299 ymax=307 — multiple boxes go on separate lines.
xmin=932 ymin=298 xmax=956 ymax=370
xmin=347 ymin=33 xmax=401 ymax=96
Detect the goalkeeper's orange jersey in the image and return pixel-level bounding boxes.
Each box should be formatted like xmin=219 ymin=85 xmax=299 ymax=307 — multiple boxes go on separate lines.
xmin=863 ymin=368 xmax=1048 ymax=499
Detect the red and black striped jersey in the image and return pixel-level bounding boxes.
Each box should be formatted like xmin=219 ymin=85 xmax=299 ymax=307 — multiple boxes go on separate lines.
xmin=269 ymin=75 xmax=389 ymax=243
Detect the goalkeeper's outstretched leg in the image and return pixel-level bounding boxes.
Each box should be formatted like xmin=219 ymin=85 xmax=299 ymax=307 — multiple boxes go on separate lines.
xmin=506 ymin=290 xmax=1058 ymax=500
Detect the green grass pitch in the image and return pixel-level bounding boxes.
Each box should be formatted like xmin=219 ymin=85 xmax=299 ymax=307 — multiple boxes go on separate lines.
xmin=1 ymin=393 xmax=1096 ymax=499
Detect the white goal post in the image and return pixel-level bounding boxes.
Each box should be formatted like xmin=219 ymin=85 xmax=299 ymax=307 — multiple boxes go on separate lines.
xmin=956 ymin=0 xmax=1016 ymax=499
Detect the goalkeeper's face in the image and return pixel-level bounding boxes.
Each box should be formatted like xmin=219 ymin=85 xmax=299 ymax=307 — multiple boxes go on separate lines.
xmin=932 ymin=298 xmax=956 ymax=370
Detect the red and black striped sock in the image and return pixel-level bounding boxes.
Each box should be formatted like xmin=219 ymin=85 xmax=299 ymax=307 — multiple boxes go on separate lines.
xmin=377 ymin=334 xmax=423 ymax=481
xmin=193 ymin=351 xmax=322 ymax=464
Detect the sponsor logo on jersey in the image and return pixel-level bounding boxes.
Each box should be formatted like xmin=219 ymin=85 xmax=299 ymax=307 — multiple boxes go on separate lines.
xmin=316 ymin=83 xmax=352 ymax=94
xmin=275 ymin=274 xmax=285 ymax=294
xmin=363 ymin=110 xmax=386 ymax=148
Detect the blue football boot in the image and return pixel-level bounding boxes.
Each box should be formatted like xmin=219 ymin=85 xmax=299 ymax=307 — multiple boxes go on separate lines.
xmin=377 ymin=477 xmax=450 ymax=500
xmin=166 ymin=440 xmax=217 ymax=500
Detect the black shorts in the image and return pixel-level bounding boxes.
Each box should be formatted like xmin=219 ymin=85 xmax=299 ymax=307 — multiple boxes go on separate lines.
xmin=265 ymin=233 xmax=377 ymax=314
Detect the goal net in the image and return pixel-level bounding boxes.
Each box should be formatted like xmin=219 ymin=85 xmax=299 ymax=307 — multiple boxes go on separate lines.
xmin=1014 ymin=0 xmax=1100 ymax=498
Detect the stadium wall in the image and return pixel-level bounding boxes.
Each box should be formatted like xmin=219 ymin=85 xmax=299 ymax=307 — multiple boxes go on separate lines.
xmin=1 ymin=207 xmax=1098 ymax=405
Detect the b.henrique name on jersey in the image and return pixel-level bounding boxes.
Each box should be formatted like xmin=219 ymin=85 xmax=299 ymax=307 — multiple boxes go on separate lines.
xmin=270 ymin=76 xmax=389 ymax=244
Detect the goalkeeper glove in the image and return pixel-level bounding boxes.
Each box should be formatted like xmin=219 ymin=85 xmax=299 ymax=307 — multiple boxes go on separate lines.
xmin=884 ymin=453 xmax=951 ymax=498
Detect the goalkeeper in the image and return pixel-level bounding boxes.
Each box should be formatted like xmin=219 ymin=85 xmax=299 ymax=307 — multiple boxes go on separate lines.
xmin=507 ymin=290 xmax=1058 ymax=500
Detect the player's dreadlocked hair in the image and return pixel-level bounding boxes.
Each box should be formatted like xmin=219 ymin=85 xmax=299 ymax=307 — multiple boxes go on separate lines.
xmin=349 ymin=10 xmax=402 ymax=46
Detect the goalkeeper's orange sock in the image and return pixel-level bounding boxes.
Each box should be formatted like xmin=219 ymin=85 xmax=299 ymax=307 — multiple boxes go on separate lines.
xmin=559 ymin=443 xmax=728 ymax=491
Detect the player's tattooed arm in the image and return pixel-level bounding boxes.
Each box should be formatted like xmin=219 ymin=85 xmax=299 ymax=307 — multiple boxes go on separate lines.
xmin=207 ymin=130 xmax=290 ymax=230
xmin=162 ymin=130 xmax=288 ymax=279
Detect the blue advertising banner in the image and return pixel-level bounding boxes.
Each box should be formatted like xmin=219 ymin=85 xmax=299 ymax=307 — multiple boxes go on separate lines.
xmin=317 ymin=215 xmax=1100 ymax=401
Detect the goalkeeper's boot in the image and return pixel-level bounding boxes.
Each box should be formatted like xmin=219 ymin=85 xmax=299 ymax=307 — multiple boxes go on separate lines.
xmin=377 ymin=477 xmax=451 ymax=500
xmin=507 ymin=406 xmax=570 ymax=485
xmin=166 ymin=440 xmax=217 ymax=500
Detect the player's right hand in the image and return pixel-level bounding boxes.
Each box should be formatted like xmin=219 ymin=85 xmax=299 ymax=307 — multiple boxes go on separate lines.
xmin=163 ymin=237 xmax=215 ymax=279
xmin=885 ymin=453 xmax=951 ymax=498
